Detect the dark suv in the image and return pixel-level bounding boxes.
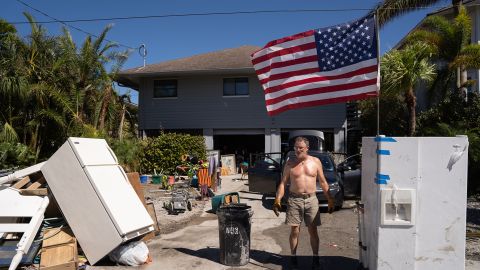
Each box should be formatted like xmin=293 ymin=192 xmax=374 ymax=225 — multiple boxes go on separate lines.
xmin=248 ymin=151 xmax=344 ymax=210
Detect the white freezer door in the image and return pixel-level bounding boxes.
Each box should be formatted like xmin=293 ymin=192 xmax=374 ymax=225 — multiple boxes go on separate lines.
xmin=84 ymin=165 xmax=153 ymax=236
xmin=68 ymin=137 xmax=118 ymax=166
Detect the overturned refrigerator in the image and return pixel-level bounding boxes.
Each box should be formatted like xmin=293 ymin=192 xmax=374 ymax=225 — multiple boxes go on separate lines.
xmin=360 ymin=136 xmax=469 ymax=270
xmin=41 ymin=137 xmax=154 ymax=264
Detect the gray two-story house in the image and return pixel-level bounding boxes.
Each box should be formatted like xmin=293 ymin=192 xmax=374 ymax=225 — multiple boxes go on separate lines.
xmin=116 ymin=45 xmax=347 ymax=157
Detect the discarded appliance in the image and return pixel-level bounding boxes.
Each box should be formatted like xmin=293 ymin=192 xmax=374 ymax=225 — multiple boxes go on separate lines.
xmin=41 ymin=137 xmax=154 ymax=264
xmin=164 ymin=189 xmax=192 ymax=214
xmin=360 ymin=136 xmax=469 ymax=270
xmin=0 ymin=187 xmax=49 ymax=270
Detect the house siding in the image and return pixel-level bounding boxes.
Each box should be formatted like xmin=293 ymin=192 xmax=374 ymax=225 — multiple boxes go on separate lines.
xmin=137 ymin=73 xmax=346 ymax=131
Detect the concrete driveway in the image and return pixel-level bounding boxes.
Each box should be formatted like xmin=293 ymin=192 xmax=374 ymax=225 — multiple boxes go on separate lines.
xmin=89 ymin=174 xmax=480 ymax=270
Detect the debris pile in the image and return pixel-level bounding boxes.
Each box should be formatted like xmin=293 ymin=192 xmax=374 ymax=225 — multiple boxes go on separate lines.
xmin=0 ymin=138 xmax=159 ymax=269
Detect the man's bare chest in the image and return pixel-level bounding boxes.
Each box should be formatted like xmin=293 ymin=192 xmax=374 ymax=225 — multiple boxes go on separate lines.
xmin=290 ymin=161 xmax=317 ymax=178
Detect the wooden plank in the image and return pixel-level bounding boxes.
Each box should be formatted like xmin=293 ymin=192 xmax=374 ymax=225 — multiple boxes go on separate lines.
xmin=27 ymin=176 xmax=46 ymax=190
xmin=12 ymin=176 xmax=31 ymax=189
xmin=142 ymin=202 xmax=159 ymax=241
xmin=40 ymin=227 xmax=78 ymax=270
xmin=146 ymin=202 xmax=159 ymax=233
xmin=19 ymin=188 xmax=48 ymax=196
xmin=42 ymin=227 xmax=76 ymax=247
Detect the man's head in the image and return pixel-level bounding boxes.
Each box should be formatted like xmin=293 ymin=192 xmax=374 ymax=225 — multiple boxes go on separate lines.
xmin=294 ymin=137 xmax=309 ymax=160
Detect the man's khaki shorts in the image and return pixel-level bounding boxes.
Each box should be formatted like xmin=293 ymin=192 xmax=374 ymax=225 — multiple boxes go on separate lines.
xmin=286 ymin=194 xmax=321 ymax=226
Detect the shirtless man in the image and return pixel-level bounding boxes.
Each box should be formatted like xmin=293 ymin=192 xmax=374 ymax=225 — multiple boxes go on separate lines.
xmin=273 ymin=137 xmax=334 ymax=270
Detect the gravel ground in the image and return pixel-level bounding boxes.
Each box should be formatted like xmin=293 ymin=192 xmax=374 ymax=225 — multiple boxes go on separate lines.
xmin=466 ymin=194 xmax=480 ymax=261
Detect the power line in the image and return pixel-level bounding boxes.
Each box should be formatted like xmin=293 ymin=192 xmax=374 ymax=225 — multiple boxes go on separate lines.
xmin=9 ymin=6 xmax=447 ymax=25
xmin=14 ymin=0 xmax=137 ymax=50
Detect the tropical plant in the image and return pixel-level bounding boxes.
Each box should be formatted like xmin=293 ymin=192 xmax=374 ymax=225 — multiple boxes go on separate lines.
xmin=0 ymin=14 xmax=136 ymax=163
xmin=404 ymin=5 xmax=480 ymax=101
xmin=108 ymin=137 xmax=142 ymax=172
xmin=374 ymin=0 xmax=462 ymax=27
xmin=358 ymin=93 xmax=409 ymax=136
xmin=0 ymin=142 xmax=36 ymax=169
xmin=380 ymin=42 xmax=436 ymax=135
xmin=140 ymin=133 xmax=207 ymax=175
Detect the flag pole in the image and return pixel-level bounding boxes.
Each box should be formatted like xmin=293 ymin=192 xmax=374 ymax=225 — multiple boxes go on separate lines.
xmin=375 ymin=9 xmax=381 ymax=136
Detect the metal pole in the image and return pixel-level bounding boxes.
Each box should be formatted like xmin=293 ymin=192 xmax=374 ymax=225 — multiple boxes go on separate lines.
xmin=375 ymin=10 xmax=381 ymax=136
xmin=139 ymin=44 xmax=147 ymax=67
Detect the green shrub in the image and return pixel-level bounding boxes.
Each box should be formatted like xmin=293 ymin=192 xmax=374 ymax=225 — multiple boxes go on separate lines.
xmin=0 ymin=142 xmax=36 ymax=169
xmin=140 ymin=133 xmax=206 ymax=175
xmin=108 ymin=138 xmax=142 ymax=173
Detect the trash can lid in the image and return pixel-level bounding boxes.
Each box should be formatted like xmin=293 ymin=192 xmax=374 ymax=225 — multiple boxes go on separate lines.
xmin=219 ymin=203 xmax=251 ymax=210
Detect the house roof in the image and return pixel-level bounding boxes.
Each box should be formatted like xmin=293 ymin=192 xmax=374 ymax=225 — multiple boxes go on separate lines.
xmin=116 ymin=45 xmax=261 ymax=90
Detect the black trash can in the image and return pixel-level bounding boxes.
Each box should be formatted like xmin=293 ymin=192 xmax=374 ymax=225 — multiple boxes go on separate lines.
xmin=217 ymin=203 xmax=253 ymax=266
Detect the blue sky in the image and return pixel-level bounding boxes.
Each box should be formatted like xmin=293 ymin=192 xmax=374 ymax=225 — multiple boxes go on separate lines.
xmin=2 ymin=0 xmax=450 ymax=103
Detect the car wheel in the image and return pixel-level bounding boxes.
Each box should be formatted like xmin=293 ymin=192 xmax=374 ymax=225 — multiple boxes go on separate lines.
xmin=335 ymin=188 xmax=344 ymax=211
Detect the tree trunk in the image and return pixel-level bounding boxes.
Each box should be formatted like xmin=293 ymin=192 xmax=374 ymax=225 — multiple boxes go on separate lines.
xmin=405 ymin=88 xmax=416 ymax=136
xmin=118 ymin=103 xmax=126 ymax=140
xmin=98 ymin=84 xmax=113 ymax=131
xmin=457 ymin=66 xmax=468 ymax=101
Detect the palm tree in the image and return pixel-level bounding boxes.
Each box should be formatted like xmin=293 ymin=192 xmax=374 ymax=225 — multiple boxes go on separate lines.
xmin=381 ymin=42 xmax=436 ymax=135
xmin=375 ymin=0 xmax=462 ymax=27
xmin=0 ymin=19 xmax=27 ymax=143
xmin=405 ymin=5 xmax=480 ymax=100
xmin=98 ymin=49 xmax=130 ymax=131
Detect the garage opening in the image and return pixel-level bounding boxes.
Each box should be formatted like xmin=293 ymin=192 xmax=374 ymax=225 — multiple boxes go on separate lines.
xmin=213 ymin=134 xmax=264 ymax=167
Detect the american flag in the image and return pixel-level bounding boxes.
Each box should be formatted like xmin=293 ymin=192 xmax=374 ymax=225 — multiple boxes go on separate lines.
xmin=251 ymin=14 xmax=379 ymax=116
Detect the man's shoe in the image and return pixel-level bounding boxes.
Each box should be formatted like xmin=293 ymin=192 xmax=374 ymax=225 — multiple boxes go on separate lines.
xmin=290 ymin=256 xmax=299 ymax=270
xmin=312 ymin=256 xmax=323 ymax=270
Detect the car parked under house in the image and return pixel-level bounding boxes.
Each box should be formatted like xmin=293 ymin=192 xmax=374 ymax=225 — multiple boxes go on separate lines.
xmin=248 ymin=151 xmax=349 ymax=211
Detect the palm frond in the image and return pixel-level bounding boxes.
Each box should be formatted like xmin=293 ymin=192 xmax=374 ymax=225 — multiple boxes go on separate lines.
xmin=451 ymin=44 xmax=480 ymax=69
xmin=0 ymin=122 xmax=19 ymax=143
xmin=92 ymin=24 xmax=113 ymax=54
xmin=454 ymin=5 xmax=472 ymax=48
xmin=375 ymin=0 xmax=443 ymax=27
xmin=37 ymin=109 xmax=66 ymax=128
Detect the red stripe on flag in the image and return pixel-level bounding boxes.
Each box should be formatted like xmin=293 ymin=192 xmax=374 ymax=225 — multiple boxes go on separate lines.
xmin=251 ymin=42 xmax=317 ymax=65
xmin=255 ymin=55 xmax=318 ymax=76
xmin=259 ymin=67 xmax=320 ymax=85
xmin=264 ymin=65 xmax=378 ymax=94
xmin=267 ymin=91 xmax=378 ymax=116
xmin=252 ymin=30 xmax=315 ymax=57
xmin=265 ymin=79 xmax=378 ymax=106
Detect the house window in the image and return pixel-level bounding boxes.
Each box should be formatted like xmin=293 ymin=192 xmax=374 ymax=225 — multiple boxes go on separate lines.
xmin=154 ymin=80 xmax=177 ymax=98
xmin=223 ymin=78 xmax=249 ymax=96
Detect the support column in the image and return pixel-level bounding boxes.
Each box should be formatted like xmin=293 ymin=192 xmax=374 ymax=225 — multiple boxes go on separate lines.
xmin=334 ymin=128 xmax=346 ymax=153
xmin=203 ymin=128 xmax=214 ymax=150
xmin=265 ymin=128 xmax=281 ymax=153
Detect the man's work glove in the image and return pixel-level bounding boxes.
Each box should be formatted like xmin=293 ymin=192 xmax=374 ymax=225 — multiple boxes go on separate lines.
xmin=327 ymin=197 xmax=335 ymax=214
xmin=273 ymin=199 xmax=282 ymax=217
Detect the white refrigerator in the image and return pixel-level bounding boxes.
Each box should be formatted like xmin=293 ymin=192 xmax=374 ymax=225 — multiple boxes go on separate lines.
xmin=360 ymin=136 xmax=469 ymax=270
xmin=41 ymin=137 xmax=153 ymax=264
